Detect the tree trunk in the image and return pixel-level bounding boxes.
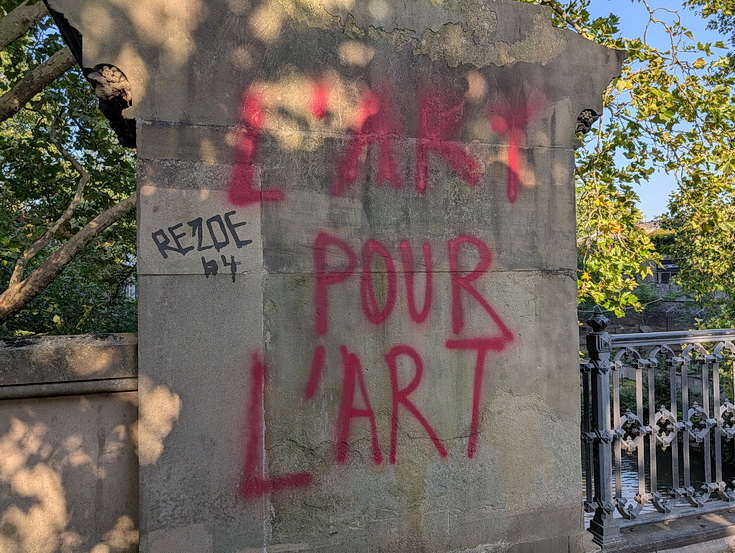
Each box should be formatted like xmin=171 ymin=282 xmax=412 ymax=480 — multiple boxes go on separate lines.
xmin=0 ymin=193 xmax=136 ymax=325
xmin=0 ymin=1 xmax=45 ymax=52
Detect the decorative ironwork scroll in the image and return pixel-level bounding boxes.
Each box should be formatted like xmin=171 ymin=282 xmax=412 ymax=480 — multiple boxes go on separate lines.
xmin=581 ymin=315 xmax=735 ymax=546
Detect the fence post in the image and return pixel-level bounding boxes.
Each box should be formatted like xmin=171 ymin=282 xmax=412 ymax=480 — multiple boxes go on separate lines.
xmin=586 ymin=306 xmax=623 ymax=546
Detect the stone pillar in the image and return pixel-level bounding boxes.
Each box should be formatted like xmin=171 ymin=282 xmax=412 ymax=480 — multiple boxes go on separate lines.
xmin=48 ymin=1 xmax=624 ymax=551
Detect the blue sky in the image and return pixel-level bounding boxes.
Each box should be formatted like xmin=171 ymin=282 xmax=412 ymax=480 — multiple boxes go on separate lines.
xmin=585 ymin=1 xmax=729 ymax=220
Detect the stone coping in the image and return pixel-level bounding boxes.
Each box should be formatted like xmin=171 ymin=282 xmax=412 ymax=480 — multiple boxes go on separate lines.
xmin=0 ymin=333 xmax=138 ymax=398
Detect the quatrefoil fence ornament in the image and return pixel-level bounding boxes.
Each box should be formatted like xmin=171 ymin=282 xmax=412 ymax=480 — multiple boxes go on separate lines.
xmin=619 ymin=409 xmax=646 ymax=452
xmin=655 ymin=406 xmax=679 ymax=451
xmin=720 ymin=399 xmax=735 ymax=441
xmin=688 ymin=402 xmax=716 ymax=443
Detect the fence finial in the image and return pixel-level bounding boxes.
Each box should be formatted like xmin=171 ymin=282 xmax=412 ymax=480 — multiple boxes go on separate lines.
xmin=587 ymin=305 xmax=610 ymax=333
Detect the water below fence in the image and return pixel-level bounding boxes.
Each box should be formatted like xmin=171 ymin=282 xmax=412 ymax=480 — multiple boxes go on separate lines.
xmin=583 ymin=451 xmax=735 ymax=526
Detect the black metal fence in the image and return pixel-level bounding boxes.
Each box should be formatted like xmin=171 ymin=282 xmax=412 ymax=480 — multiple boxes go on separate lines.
xmin=581 ymin=306 xmax=735 ymax=547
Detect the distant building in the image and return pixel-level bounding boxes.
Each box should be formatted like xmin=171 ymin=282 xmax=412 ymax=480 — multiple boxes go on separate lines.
xmin=639 ymin=220 xmax=681 ymax=287
xmin=652 ymin=256 xmax=680 ymax=284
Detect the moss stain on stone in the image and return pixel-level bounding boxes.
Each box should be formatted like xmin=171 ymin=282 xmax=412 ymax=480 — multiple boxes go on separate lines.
xmin=415 ymin=12 xmax=566 ymax=68
xmin=276 ymin=1 xmax=565 ymax=68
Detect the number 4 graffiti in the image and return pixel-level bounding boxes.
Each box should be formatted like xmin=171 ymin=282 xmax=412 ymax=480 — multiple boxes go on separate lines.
xmin=202 ymin=255 xmax=241 ymax=282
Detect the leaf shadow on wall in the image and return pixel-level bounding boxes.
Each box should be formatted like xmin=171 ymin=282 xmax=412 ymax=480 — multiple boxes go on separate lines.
xmin=0 ymin=392 xmax=145 ymax=553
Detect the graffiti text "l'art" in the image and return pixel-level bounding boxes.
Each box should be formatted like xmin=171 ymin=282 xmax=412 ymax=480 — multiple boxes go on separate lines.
xmin=238 ymin=233 xmax=514 ymax=500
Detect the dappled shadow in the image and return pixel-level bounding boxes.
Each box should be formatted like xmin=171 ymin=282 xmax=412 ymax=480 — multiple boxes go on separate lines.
xmin=134 ymin=375 xmax=181 ymax=466
xmin=0 ymin=393 xmax=139 ymax=553
xmin=0 ymin=334 xmax=137 ymax=388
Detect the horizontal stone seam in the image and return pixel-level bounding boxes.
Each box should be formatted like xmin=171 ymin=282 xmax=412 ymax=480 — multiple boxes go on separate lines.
xmin=137 ymin=121 xmax=578 ymax=152
xmin=0 ymin=376 xmax=138 ymax=400
xmin=136 ymin=269 xmax=576 ymax=276
xmin=0 ymin=333 xmax=137 ymax=348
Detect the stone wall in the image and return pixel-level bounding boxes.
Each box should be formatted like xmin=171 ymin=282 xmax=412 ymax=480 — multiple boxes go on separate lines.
xmin=44 ymin=1 xmax=624 ymax=551
xmin=0 ymin=334 xmax=139 ymax=553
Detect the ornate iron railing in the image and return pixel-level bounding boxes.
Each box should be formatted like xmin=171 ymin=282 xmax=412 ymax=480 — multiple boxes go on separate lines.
xmin=580 ymin=306 xmax=735 ymax=547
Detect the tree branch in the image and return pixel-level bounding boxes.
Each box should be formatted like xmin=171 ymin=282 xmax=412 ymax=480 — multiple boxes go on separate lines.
xmin=9 ymin=125 xmax=91 ymax=286
xmin=0 ymin=193 xmax=136 ymax=325
xmin=537 ymin=0 xmax=589 ymax=37
xmin=0 ymin=46 xmax=75 ymax=123
xmin=0 ymin=1 xmax=45 ymax=51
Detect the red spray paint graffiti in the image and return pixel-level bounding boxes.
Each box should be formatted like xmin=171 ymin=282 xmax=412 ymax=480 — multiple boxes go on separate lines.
xmin=302 ymin=337 xmax=512 ymax=465
xmin=399 ymin=240 xmax=433 ymax=324
xmin=227 ymin=92 xmax=285 ymax=207
xmin=305 ymin=344 xmax=327 ymax=400
xmin=303 ymin=342 xmax=460 ymax=466
xmin=239 ymin=267 xmax=513 ymax=497
xmin=487 ymin=90 xmax=546 ymax=203
xmin=360 ymin=239 xmax=398 ymax=325
xmin=229 ymin=76 xmax=542 ymax=500
xmin=416 ymin=91 xmax=480 ymax=193
xmin=228 ymin=82 xmax=545 ymax=206
xmin=386 ymin=345 xmax=447 ymax=463
xmin=305 ymin=231 xmax=514 ymax=464
xmin=445 ymin=337 xmax=507 ymax=459
xmin=333 ymin=89 xmax=403 ymax=195
xmin=239 ymin=227 xmax=514 ymax=499
xmin=335 ymin=345 xmax=384 ymax=465
xmin=313 ymin=231 xmax=358 ymax=336
xmin=310 ymin=79 xmax=330 ymax=120
xmin=239 ymin=352 xmax=312 ymax=499
xmin=447 ymin=235 xmax=514 ymax=338
xmin=312 ymin=231 xmax=513 ymax=337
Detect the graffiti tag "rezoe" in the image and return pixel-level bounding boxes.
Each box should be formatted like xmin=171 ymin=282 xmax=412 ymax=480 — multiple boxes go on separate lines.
xmin=151 ymin=210 xmax=252 ymax=259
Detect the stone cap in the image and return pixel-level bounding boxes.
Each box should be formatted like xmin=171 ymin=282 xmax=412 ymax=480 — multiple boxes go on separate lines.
xmin=0 ymin=333 xmax=137 ymax=387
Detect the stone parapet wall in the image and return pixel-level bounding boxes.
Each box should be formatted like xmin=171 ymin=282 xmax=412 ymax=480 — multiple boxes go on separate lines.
xmin=0 ymin=334 xmax=139 ymax=553
xmin=0 ymin=333 xmax=137 ymax=398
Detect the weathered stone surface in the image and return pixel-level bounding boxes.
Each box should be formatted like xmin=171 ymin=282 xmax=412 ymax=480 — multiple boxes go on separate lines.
xmin=261 ymin=269 xmax=581 ymax=542
xmin=137 ymin=274 xmax=267 ymax=550
xmin=138 ymin=144 xmax=576 ymax=277
xmin=0 ymin=335 xmax=139 ymax=552
xmin=45 ymin=0 xmax=624 ymax=551
xmin=0 ymin=333 xmax=137 ymax=386
xmin=48 ymin=0 xmax=620 ymax=136
xmin=0 ymin=392 xmax=139 ymax=553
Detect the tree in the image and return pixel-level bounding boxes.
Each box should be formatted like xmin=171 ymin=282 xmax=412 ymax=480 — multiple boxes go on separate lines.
xmin=0 ymin=0 xmax=136 ymax=335
xmin=686 ymin=0 xmax=735 ymax=45
xmin=519 ymin=0 xmax=735 ymax=320
xmin=645 ymin=0 xmax=735 ymax=328
xmin=657 ymin=2 xmax=735 ymax=327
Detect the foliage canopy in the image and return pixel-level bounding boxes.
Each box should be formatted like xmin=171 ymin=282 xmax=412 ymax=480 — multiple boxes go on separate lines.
xmin=0 ymin=0 xmax=136 ymax=336
xmin=522 ymin=0 xmax=735 ymax=322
